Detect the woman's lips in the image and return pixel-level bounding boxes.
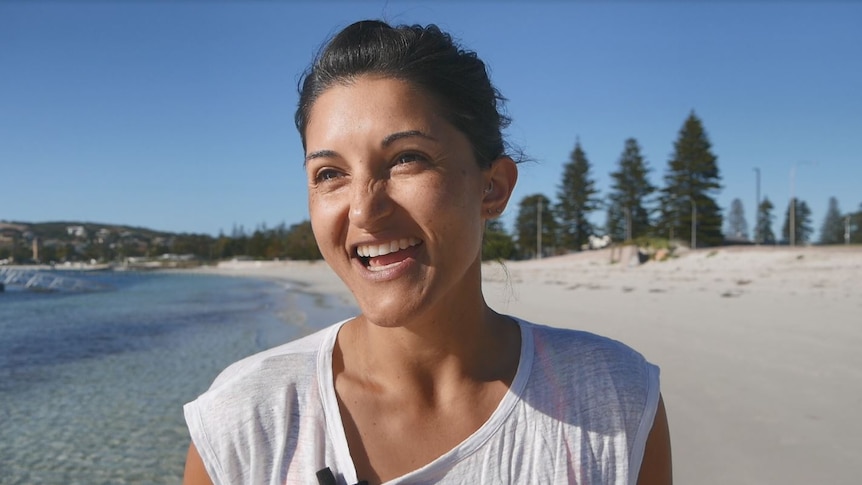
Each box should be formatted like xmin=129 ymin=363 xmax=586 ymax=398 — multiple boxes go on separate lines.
xmin=366 ymin=243 xmax=421 ymax=271
xmin=352 ymin=240 xmax=424 ymax=278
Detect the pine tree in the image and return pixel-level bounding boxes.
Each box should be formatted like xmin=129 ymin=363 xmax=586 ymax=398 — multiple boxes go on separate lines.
xmin=284 ymin=220 xmax=322 ymax=260
xmin=781 ymin=198 xmax=813 ymax=245
xmin=605 ymin=204 xmax=626 ymax=242
xmin=608 ymin=138 xmax=656 ymax=242
xmin=818 ymin=197 xmax=845 ymax=244
xmin=658 ymin=112 xmax=723 ymax=247
xmin=515 ymin=194 xmax=558 ymax=259
xmin=851 ymin=203 xmax=862 ymax=244
xmin=555 ymin=141 xmax=600 ymax=251
xmin=482 ymin=219 xmax=516 ymax=261
xmin=756 ymin=197 xmax=776 ymax=244
xmin=654 ymin=189 xmax=679 ymax=242
xmin=725 ymin=198 xmax=749 ymax=241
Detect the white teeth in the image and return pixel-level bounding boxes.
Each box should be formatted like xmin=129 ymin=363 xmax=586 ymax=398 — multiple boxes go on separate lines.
xmin=356 ymin=237 xmax=420 ymax=258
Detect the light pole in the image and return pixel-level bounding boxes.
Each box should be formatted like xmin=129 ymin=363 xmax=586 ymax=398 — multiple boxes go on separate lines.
xmin=536 ymin=196 xmax=543 ymax=259
xmin=754 ymin=167 xmax=761 ymax=244
xmin=690 ymin=198 xmax=697 ymax=249
xmin=624 ymin=206 xmax=632 ymax=242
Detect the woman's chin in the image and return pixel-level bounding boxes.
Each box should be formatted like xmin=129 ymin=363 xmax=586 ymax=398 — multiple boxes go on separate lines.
xmin=354 ymin=299 xmax=420 ymax=329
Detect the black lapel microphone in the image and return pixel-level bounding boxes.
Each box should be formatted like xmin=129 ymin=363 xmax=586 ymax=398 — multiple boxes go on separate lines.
xmin=316 ymin=467 xmax=368 ymax=485
xmin=316 ymin=467 xmax=337 ymax=485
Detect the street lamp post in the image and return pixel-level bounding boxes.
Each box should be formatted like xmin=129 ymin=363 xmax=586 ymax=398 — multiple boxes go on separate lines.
xmin=536 ymin=196 xmax=543 ymax=259
xmin=691 ymin=198 xmax=697 ymax=249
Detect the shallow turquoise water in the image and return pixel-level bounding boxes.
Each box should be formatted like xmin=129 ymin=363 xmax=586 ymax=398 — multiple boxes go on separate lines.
xmin=0 ymin=271 xmax=355 ymax=484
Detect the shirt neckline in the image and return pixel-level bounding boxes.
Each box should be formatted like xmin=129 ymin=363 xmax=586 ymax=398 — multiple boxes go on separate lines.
xmin=317 ymin=317 xmax=534 ymax=484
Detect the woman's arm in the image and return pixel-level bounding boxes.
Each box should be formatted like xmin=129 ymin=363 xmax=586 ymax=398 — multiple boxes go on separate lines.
xmin=183 ymin=443 xmax=214 ymax=485
xmin=637 ymin=394 xmax=673 ymax=485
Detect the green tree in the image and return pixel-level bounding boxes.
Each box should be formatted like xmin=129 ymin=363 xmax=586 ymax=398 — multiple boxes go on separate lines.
xmin=725 ymin=198 xmax=749 ymax=240
xmin=40 ymin=244 xmax=59 ymax=263
xmin=657 ymin=112 xmax=723 ymax=247
xmin=148 ymin=237 xmax=170 ymax=258
xmin=756 ymin=197 xmax=776 ymax=244
xmin=850 ymin=203 xmax=862 ymax=244
xmin=781 ymin=198 xmax=813 ymax=245
xmin=248 ymin=224 xmax=269 ymax=258
xmin=515 ymin=193 xmax=557 ymax=259
xmin=214 ymin=231 xmax=233 ymax=260
xmin=12 ymin=243 xmax=31 ymax=263
xmin=608 ymin=138 xmax=656 ymax=241
xmin=555 ymin=141 xmax=600 ymax=251
xmin=264 ymin=223 xmax=289 ymax=260
xmin=605 ymin=204 xmax=626 ymax=242
xmin=482 ymin=219 xmax=516 ymax=261
xmin=49 ymin=242 xmax=72 ymax=262
xmin=230 ymin=224 xmax=250 ymax=256
xmin=170 ymin=234 xmax=215 ymax=259
xmin=819 ymin=197 xmax=845 ymax=244
xmin=284 ymin=220 xmax=322 ymax=260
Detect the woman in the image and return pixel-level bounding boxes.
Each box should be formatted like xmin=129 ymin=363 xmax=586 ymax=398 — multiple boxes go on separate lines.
xmin=184 ymin=20 xmax=671 ymax=485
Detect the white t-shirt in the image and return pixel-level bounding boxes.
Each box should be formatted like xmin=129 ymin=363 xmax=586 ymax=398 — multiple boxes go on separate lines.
xmin=184 ymin=318 xmax=660 ymax=484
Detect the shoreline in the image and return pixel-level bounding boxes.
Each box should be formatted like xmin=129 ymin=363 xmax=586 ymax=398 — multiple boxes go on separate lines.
xmin=192 ymin=259 xmax=357 ymax=310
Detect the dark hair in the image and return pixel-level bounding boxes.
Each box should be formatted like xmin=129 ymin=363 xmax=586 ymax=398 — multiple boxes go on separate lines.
xmin=295 ymin=20 xmax=511 ymax=168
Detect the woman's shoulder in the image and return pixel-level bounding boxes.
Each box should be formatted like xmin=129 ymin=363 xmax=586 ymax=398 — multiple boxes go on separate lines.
xmin=516 ymin=317 xmax=659 ymax=404
xmin=518 ymin=318 xmax=650 ymax=365
xmin=183 ymin=320 xmax=348 ymax=484
xmin=510 ymin=318 xmax=662 ymax=480
xmin=206 ymin=320 xmax=342 ymax=391
xmin=183 ymin=320 xmax=345 ymax=447
xmin=200 ymin=318 xmax=349 ymax=398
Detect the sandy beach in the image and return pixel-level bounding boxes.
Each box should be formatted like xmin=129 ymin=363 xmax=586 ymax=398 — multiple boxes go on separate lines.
xmin=209 ymin=246 xmax=862 ymax=484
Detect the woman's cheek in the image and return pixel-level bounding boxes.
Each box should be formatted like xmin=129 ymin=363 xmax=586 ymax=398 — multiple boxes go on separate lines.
xmin=309 ymin=199 xmax=341 ymax=247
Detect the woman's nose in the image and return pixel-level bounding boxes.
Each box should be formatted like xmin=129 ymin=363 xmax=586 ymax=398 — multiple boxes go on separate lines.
xmin=349 ymin=180 xmax=394 ymax=229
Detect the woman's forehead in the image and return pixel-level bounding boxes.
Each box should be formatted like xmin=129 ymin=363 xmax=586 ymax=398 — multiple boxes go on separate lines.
xmin=305 ymin=77 xmax=454 ymax=148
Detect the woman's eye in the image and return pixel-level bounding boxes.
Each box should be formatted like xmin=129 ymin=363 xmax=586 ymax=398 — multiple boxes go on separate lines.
xmin=394 ymin=152 xmax=427 ymax=166
xmin=314 ymin=169 xmax=342 ymax=183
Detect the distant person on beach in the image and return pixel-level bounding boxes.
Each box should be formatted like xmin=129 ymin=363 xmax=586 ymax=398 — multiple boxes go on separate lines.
xmin=183 ymin=20 xmax=671 ymax=485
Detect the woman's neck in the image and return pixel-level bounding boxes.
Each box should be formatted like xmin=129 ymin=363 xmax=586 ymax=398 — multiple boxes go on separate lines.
xmin=338 ymin=301 xmax=521 ymax=402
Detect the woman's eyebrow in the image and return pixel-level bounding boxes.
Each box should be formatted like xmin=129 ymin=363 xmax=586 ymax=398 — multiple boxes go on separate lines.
xmin=304 ymin=149 xmax=337 ymax=166
xmin=382 ymin=130 xmax=438 ymax=147
xmin=304 ymin=131 xmax=437 ymax=166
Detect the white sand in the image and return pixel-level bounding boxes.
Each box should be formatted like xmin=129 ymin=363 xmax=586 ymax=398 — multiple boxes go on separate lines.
xmin=209 ymin=246 xmax=862 ymax=485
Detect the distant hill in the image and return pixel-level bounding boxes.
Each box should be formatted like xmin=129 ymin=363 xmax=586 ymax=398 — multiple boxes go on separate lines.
xmin=0 ymin=219 xmax=323 ymax=264
xmin=1 ymin=220 xmax=179 ymax=239
xmin=0 ymin=220 xmax=190 ymax=264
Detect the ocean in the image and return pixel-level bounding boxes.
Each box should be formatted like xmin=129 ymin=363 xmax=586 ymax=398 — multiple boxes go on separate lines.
xmin=0 ymin=270 xmax=355 ymax=484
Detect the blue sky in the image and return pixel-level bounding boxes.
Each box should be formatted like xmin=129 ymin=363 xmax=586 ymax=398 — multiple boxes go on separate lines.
xmin=2 ymin=1 xmax=860 ymax=240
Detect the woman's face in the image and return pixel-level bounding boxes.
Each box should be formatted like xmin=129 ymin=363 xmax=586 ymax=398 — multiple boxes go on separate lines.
xmin=304 ymin=76 xmax=494 ymax=326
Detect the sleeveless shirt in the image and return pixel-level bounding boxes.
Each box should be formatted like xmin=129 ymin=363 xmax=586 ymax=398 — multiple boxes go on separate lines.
xmin=184 ymin=318 xmax=660 ymax=484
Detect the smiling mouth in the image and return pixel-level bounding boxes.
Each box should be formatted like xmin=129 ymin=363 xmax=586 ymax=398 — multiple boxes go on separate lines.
xmin=355 ymin=238 xmax=422 ymax=271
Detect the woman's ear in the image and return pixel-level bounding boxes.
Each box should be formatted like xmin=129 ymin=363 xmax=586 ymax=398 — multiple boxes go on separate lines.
xmin=482 ymin=157 xmax=518 ymax=219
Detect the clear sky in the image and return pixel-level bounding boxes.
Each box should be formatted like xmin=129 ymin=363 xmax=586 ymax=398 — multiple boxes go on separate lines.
xmin=2 ymin=1 xmax=860 ymax=240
